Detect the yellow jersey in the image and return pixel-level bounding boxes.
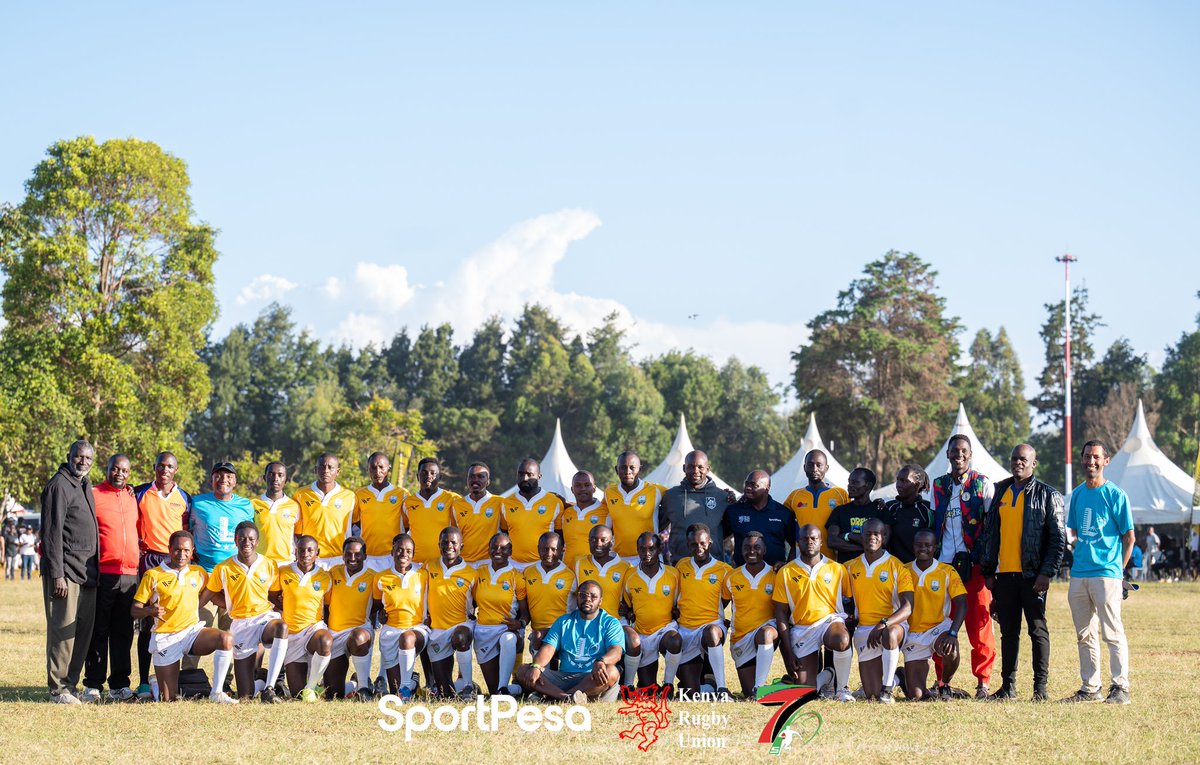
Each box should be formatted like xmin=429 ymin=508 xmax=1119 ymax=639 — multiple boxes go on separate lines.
xmin=425 ymin=559 xmax=478 ymax=630
xmin=294 ymin=483 xmax=358 ymax=559
xmin=451 ymin=492 xmax=505 ymax=564
xmin=374 ymin=567 xmax=428 ymax=630
xmin=524 ymin=561 xmax=576 ymax=630
xmin=846 ymin=552 xmax=914 ymax=625
xmin=401 ymin=489 xmax=460 ymax=565
xmin=207 ymin=554 xmax=277 ymax=619
xmin=133 ymin=564 xmax=207 ymax=634
xmin=560 ymin=498 xmax=610 ymax=569
xmin=604 ymin=481 xmax=665 ymax=558
xmin=251 ymin=495 xmax=301 ymax=563
xmin=326 ymin=564 xmax=377 ymax=631
xmin=676 ymin=556 xmax=731 ymax=629
xmin=474 ymin=563 xmax=526 ymax=626
xmin=784 ymin=484 xmax=849 ymax=559
xmin=997 ymin=486 xmax=1025 ymax=574
xmin=772 ymin=557 xmax=849 ymax=627
xmin=575 ymin=555 xmax=632 ymax=618
xmin=354 ymin=483 xmax=408 ymax=557
xmin=722 ymin=564 xmax=778 ymax=643
xmin=271 ymin=563 xmax=333 ymax=633
xmin=622 ymin=564 xmax=680 ymax=636
xmin=907 ymin=560 xmax=966 ymax=633
xmin=500 ymin=490 xmax=565 ymax=565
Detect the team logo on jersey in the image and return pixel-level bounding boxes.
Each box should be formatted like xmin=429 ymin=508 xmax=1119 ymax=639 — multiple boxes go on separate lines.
xmin=661 ymin=585 xmax=671 ymax=595
xmin=930 ymin=580 xmax=940 ymax=592
xmin=485 ymin=508 xmax=494 ymax=517
xmin=765 ymin=584 xmax=774 ymax=594
xmin=189 ymin=577 xmax=199 ymax=588
xmin=502 ymin=581 xmax=511 ymax=591
xmin=828 ymin=499 xmax=837 ymax=508
xmin=537 ymin=506 xmax=546 ymax=515
xmin=437 ymin=503 xmax=445 ymax=511
xmin=637 ymin=496 xmax=647 ymax=505
xmin=879 ymin=572 xmax=889 ymax=583
xmin=822 ymin=572 xmax=832 ymax=584
xmin=612 ymin=572 xmax=622 ymax=582
xmin=335 ymin=500 xmax=343 ymax=509
xmin=312 ymin=581 xmax=323 ymax=591
xmin=708 ymin=574 xmax=719 ymax=585
xmin=258 ymin=574 xmax=269 ymax=584
xmin=555 ymin=580 xmax=565 ymax=590
xmin=456 ymin=577 xmax=466 ymax=587
xmin=390 ymin=496 xmax=398 ymax=504
xmin=705 ymin=497 xmax=717 ymax=510
xmin=230 ymin=572 xmax=241 ymax=581
xmin=358 ymin=582 xmax=368 ymax=592
xmin=590 ymin=515 xmax=599 ymax=524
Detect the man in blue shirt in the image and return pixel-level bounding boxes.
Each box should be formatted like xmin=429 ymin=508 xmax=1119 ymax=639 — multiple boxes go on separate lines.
xmin=723 ymin=471 xmax=797 ymax=566
xmin=1064 ymin=440 xmax=1135 ymax=705
xmin=517 ymin=579 xmax=623 ymax=702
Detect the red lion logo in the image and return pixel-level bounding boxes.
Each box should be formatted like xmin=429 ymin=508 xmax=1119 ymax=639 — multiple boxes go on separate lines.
xmin=617 ymin=685 xmax=672 ymax=751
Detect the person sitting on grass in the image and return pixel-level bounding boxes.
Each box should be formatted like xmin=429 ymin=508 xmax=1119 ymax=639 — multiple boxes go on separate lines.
xmin=516 ymin=579 xmax=623 ymax=703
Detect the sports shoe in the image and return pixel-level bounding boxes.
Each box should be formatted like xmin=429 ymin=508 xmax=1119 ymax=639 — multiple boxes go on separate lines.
xmin=526 ymin=691 xmax=547 ymax=703
xmin=398 ymin=686 xmax=414 ymax=702
xmin=298 ymin=688 xmax=319 ymax=703
xmin=570 ymin=690 xmax=588 ymax=705
xmin=136 ymin=683 xmax=153 ymax=701
xmin=877 ymin=691 xmax=895 ymax=704
xmin=78 ymin=687 xmax=101 ymax=704
xmin=457 ymin=683 xmax=479 ymax=702
xmin=51 ymin=691 xmax=82 ymax=705
xmin=974 ymin=682 xmax=989 ymax=700
xmin=210 ymin=690 xmax=239 ymax=705
xmin=1104 ymin=685 xmax=1131 ymax=705
xmin=1032 ymin=687 xmax=1049 ymax=703
xmin=107 ymin=687 xmax=135 ymax=702
xmin=353 ymin=687 xmax=376 ymax=702
xmin=373 ymin=677 xmax=388 ymax=696
xmin=259 ymin=687 xmax=282 ymax=704
xmin=714 ymin=687 xmax=733 ymax=702
xmin=817 ymin=683 xmax=835 ymax=700
xmin=987 ymin=685 xmax=1017 ymax=701
xmin=834 ymin=687 xmax=856 ymax=703
xmin=1061 ymin=688 xmax=1104 ymax=703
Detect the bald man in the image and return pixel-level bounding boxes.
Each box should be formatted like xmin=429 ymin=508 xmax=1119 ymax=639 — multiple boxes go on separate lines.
xmin=659 ymin=451 xmax=736 ymax=564
xmin=724 ymin=471 xmax=797 ymax=566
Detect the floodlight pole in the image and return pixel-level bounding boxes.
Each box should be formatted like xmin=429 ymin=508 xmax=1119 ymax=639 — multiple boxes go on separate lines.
xmin=1057 ymin=254 xmax=1078 ymax=492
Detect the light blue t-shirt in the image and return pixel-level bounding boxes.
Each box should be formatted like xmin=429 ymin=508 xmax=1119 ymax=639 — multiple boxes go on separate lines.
xmin=542 ymin=609 xmax=625 ymax=674
xmin=1067 ymin=481 xmax=1134 ymax=579
xmin=189 ymin=492 xmax=255 ymax=571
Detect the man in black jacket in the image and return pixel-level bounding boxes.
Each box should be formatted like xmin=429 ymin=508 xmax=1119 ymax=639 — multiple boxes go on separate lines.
xmin=41 ymin=440 xmax=99 ymax=704
xmin=658 ymin=451 xmax=735 ymax=564
xmin=980 ymin=444 xmax=1065 ymax=702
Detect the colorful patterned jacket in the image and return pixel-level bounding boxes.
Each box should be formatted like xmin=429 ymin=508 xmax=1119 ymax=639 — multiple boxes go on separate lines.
xmin=931 ymin=469 xmax=992 ymax=562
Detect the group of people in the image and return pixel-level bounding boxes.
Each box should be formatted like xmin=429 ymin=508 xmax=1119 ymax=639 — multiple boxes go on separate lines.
xmin=36 ymin=433 xmax=1136 ymax=707
xmin=2 ymin=517 xmax=39 ymax=579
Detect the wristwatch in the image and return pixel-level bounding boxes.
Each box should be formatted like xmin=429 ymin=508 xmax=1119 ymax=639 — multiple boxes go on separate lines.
xmin=878 ymin=618 xmax=888 ymax=628
xmin=948 ymin=629 xmax=958 ymax=637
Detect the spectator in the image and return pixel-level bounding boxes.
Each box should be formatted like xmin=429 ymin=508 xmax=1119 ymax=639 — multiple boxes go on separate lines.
xmin=1126 ymin=544 xmax=1144 ymax=581
xmin=20 ymin=525 xmax=39 ymax=580
xmin=3 ymin=519 xmax=20 ymax=580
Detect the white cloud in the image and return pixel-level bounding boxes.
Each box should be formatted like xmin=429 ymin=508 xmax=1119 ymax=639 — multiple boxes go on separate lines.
xmin=333 ymin=312 xmax=387 ymax=348
xmin=354 ymin=263 xmax=415 ymax=312
xmin=321 ymin=277 xmax=342 ymax=299
xmin=236 ymin=274 xmax=297 ymax=305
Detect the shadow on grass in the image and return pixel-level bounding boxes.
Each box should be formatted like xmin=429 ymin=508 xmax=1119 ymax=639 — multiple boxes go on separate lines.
xmin=0 ymin=686 xmax=53 ymax=702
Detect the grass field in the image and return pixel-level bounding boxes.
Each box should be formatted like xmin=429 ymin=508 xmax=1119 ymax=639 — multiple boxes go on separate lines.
xmin=2 ymin=575 xmax=1198 ymax=764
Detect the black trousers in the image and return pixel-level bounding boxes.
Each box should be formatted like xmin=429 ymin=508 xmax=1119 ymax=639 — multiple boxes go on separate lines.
xmin=992 ymin=572 xmax=1049 ymax=690
xmin=83 ymin=573 xmax=137 ymax=690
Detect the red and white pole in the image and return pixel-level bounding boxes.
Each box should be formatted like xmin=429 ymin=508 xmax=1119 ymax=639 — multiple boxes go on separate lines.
xmin=1056 ymin=254 xmax=1078 ymax=492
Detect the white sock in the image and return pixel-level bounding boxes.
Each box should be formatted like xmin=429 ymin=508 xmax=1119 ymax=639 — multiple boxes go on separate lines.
xmin=456 ymin=649 xmax=473 ymax=687
xmin=754 ymin=643 xmax=774 ymax=688
xmin=398 ymin=648 xmax=417 ymax=690
xmin=833 ymin=649 xmax=853 ymax=690
xmin=622 ymin=652 xmax=639 ymax=685
xmin=662 ymin=651 xmax=681 ymax=687
xmin=498 ymin=632 xmax=518 ymax=690
xmin=306 ymin=653 xmax=331 ymax=690
xmin=706 ymin=645 xmax=727 ymax=689
xmin=266 ymin=638 xmax=288 ymax=687
xmin=352 ymin=653 xmax=373 ymax=694
xmin=209 ymin=649 xmax=232 ymax=698
xmin=881 ymin=647 xmax=899 ymax=690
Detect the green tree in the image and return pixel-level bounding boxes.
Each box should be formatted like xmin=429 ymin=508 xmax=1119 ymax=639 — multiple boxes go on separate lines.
xmin=700 ymin=359 xmax=790 ymax=478
xmin=956 ymin=327 xmax=1029 ymax=457
xmin=1032 ymin=286 xmax=1104 ymax=428
xmin=792 ymin=252 xmax=961 ymax=479
xmin=583 ymin=315 xmax=669 ymax=468
xmin=1076 ymin=338 xmax=1155 ymax=454
xmin=1156 ymin=294 xmax=1200 ymax=472
xmin=643 ymin=351 xmax=723 ymax=435
xmin=0 ymin=137 xmax=217 ymax=495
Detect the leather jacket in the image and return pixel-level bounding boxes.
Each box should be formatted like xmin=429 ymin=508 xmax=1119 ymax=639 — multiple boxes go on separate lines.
xmin=980 ymin=477 xmax=1065 ymax=579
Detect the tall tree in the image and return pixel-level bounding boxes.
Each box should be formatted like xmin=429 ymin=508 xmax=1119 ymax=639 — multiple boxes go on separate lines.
xmin=700 ymin=359 xmax=790 ymax=479
xmin=1155 ymin=293 xmax=1200 ymax=471
xmin=584 ymin=315 xmax=669 ymax=469
xmin=643 ymin=351 xmax=723 ymax=435
xmin=0 ymin=137 xmax=217 ymax=495
xmin=1075 ymin=338 xmax=1155 ymax=453
xmin=956 ymin=327 xmax=1029 ymax=457
xmin=791 ymin=251 xmax=961 ymax=479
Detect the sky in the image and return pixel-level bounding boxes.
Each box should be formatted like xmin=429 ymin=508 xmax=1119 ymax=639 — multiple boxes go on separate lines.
xmin=2 ymin=2 xmax=1197 ymax=406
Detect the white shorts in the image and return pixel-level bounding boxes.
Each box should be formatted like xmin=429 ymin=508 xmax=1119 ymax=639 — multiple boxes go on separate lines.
xmin=230 ymin=611 xmax=278 ymax=660
xmin=331 ymin=624 xmax=373 ymax=659
xmin=731 ymin=620 xmax=777 ymax=667
xmin=427 ymin=622 xmax=471 ymax=662
xmin=788 ymin=614 xmax=845 ymax=660
xmin=902 ymin=619 xmax=952 ymax=662
xmin=635 ymin=622 xmax=680 ymax=668
xmin=473 ymin=623 xmax=520 ymax=663
xmin=285 ymin=621 xmax=329 ymax=665
xmin=679 ymin=620 xmax=724 ymax=663
xmin=316 ymin=556 xmax=341 ymax=571
xmin=150 ymin=622 xmax=204 ymax=667
xmin=378 ymin=623 xmax=431 ymax=668
xmin=853 ymin=623 xmax=908 ymax=663
xmin=366 ymin=555 xmax=392 ymax=571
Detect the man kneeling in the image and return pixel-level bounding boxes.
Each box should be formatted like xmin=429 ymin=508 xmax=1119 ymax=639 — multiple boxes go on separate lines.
xmin=517 ymin=580 xmax=622 ymax=703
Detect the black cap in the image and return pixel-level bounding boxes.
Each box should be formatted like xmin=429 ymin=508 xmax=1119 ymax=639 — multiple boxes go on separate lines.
xmin=211 ymin=462 xmax=237 ymax=476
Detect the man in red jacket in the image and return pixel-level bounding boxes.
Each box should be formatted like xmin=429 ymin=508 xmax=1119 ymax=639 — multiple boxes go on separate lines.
xmin=80 ymin=454 xmax=140 ymax=702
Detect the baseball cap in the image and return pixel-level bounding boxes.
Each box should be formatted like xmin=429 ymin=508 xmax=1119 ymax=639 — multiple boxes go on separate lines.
xmin=211 ymin=462 xmax=238 ymax=476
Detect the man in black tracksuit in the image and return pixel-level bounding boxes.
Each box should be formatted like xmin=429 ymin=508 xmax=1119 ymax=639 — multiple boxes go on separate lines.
xmin=658 ymin=450 xmax=735 ymax=564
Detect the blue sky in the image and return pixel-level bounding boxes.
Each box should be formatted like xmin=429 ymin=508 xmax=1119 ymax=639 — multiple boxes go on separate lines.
xmin=2 ymin=2 xmax=1197 ymax=402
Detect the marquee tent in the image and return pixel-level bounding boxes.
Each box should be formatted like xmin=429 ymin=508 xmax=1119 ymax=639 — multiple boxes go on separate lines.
xmin=502 ymin=418 xmax=580 ymax=498
xmin=645 ymin=415 xmax=733 ymax=491
xmin=770 ymin=413 xmax=852 ymax=500
xmin=1103 ymin=400 xmax=1200 ymax=526
xmin=874 ymin=404 xmax=1012 ymax=499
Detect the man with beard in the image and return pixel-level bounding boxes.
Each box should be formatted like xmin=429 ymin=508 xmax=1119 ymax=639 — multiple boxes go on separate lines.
xmin=659 ymin=450 xmax=735 ymax=564
xmin=401 ymin=458 xmax=460 ymax=566
xmin=785 ymin=450 xmax=849 ymax=561
xmin=500 ymin=460 xmax=564 ymax=571
xmin=452 ymin=462 xmax=505 ymax=566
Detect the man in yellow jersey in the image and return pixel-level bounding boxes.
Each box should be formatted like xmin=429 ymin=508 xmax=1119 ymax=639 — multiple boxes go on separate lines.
xmin=252 ymin=462 xmax=300 ymax=564
xmin=451 ymin=463 xmax=504 ymax=566
xmin=620 ymin=532 xmax=682 ymax=690
xmin=773 ymin=524 xmax=854 ymax=701
xmin=846 ymin=518 xmax=914 ymax=703
xmin=501 ymin=459 xmax=564 ymax=570
xmin=130 ymin=531 xmax=237 ymax=703
xmin=904 ymin=530 xmax=966 ymax=700
xmin=204 ymin=522 xmax=288 ymax=702
xmin=324 ymin=536 xmax=378 ymax=700
xmin=575 ymin=525 xmax=631 ymax=619
xmin=605 ymin=452 xmax=665 ymax=565
xmin=425 ymin=527 xmax=479 ymax=700
xmin=784 ymin=451 xmax=849 ymax=560
xmin=354 ymin=452 xmax=407 ymax=571
xmin=525 ymin=532 xmax=576 ymax=663
xmin=561 ymin=470 xmax=610 ymax=569
xmin=722 ymin=532 xmax=779 ymax=697
xmin=401 ymin=458 xmax=460 ymax=566
xmin=374 ymin=534 xmax=429 ymax=700
xmin=675 ymin=524 xmax=732 ymax=698
xmin=294 ymin=454 xmax=358 ymax=570
xmin=270 ymin=535 xmax=334 ymax=701
xmin=473 ymin=532 xmax=529 ymax=697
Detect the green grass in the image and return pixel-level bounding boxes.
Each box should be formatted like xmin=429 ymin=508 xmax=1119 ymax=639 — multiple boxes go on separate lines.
xmin=2 ymin=575 xmax=1198 ymax=764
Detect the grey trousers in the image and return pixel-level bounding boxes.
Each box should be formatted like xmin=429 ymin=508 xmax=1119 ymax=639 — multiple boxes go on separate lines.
xmin=44 ymin=576 xmax=97 ymax=696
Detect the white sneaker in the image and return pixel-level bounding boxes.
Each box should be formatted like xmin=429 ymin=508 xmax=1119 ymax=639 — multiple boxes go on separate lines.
xmin=878 ymin=692 xmax=895 ymax=704
xmin=52 ymin=692 xmax=82 ymax=705
xmin=78 ymin=688 xmax=101 ymax=704
xmin=834 ymin=687 xmax=856 ymax=703
xmin=107 ymin=687 xmax=135 ymax=702
xmin=209 ymin=690 xmax=239 ymax=705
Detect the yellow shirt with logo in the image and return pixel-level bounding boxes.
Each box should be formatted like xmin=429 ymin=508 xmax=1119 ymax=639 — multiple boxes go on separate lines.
xmin=907 ymin=560 xmax=966 ymax=633
xmin=252 ymin=495 xmax=301 ymax=563
xmin=474 ymin=563 xmax=526 ymax=626
xmin=294 ymin=483 xmax=358 ymax=559
xmin=575 ymin=555 xmax=632 ymax=618
xmin=271 ymin=563 xmax=333 ymax=633
xmin=784 ymin=485 xmax=849 ymax=559
xmin=997 ymin=486 xmax=1025 ymax=574
xmin=500 ymin=490 xmax=565 ymax=565
xmin=326 ymin=564 xmax=377 ymax=631
xmin=401 ymin=489 xmax=460 ymax=565
xmin=722 ymin=565 xmax=777 ymax=643
xmin=560 ymin=499 xmax=611 ymax=569
xmin=676 ymin=556 xmax=731 ymax=629
xmin=207 ymin=555 xmax=277 ymax=619
xmin=355 ymin=484 xmax=408 ymax=557
xmin=425 ymin=559 xmax=478 ymax=630
xmin=772 ymin=557 xmax=848 ymax=627
xmin=373 ymin=567 xmax=428 ymax=630
xmin=846 ymin=552 xmax=914 ymax=625
xmin=134 ymin=564 xmax=208 ymax=634
xmin=622 ymin=564 xmax=680 ymax=636
xmin=604 ymin=481 xmax=665 ymax=558
xmin=524 ymin=561 xmax=576 ymax=630
xmin=451 ymin=492 xmax=505 ymax=564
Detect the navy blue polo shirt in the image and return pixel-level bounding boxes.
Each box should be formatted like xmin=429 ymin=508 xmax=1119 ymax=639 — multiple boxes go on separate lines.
xmin=723 ymin=498 xmax=797 ymax=566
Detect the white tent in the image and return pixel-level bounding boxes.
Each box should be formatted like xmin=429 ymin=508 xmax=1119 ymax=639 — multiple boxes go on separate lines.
xmin=502 ymin=418 xmax=581 ymax=498
xmin=1104 ymin=400 xmax=1199 ymax=526
xmin=770 ymin=413 xmax=852 ymax=501
xmin=645 ymin=415 xmax=733 ymax=491
xmin=874 ymin=403 xmax=1012 ymax=499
